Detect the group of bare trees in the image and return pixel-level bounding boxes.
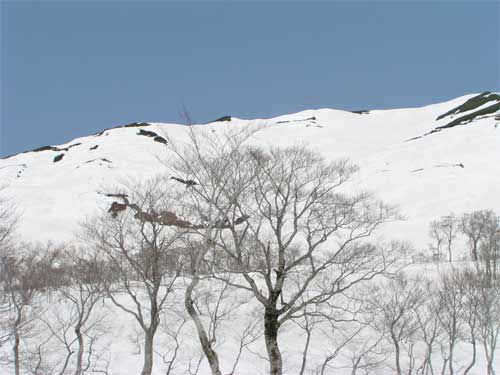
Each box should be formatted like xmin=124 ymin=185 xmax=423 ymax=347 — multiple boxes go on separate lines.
xmin=368 ymin=267 xmax=500 ymax=375
xmin=429 ymin=210 xmax=500 ymax=271
xmin=0 ymin=240 xmax=110 ymax=375
xmin=1 ymin=129 xmax=499 ymax=375
xmin=1 ymin=189 xmax=110 ymax=375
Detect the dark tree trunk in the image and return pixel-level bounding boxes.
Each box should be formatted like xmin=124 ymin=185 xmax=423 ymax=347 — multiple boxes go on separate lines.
xmin=75 ymin=325 xmax=84 ymax=375
xmin=185 ymin=279 xmax=222 ymax=375
xmin=390 ymin=329 xmax=402 ymax=375
xmin=141 ymin=330 xmax=155 ymax=375
xmin=472 ymin=240 xmax=479 ymax=262
xmin=264 ymin=307 xmax=282 ymax=375
xmin=13 ymin=331 xmax=20 ymax=375
xmin=13 ymin=309 xmax=22 ymax=375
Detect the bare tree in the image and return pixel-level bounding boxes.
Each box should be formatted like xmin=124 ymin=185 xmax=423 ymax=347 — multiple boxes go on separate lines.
xmin=467 ymin=271 xmax=500 ymax=375
xmin=38 ymin=247 xmax=109 ymax=375
xmin=169 ymin=134 xmax=400 ymax=375
xmin=0 ymin=188 xmax=16 ymax=251
xmin=0 ymin=245 xmax=61 ymax=375
xmin=0 ymin=189 xmax=17 ymax=351
xmin=368 ymin=273 xmax=426 ymax=375
xmin=413 ymin=279 xmax=446 ymax=375
xmin=429 ymin=214 xmax=459 ymax=263
xmin=461 ymin=210 xmax=494 ymax=262
xmin=166 ymin=126 xmax=259 ymax=375
xmin=82 ymin=179 xmax=185 ymax=375
xmin=435 ymin=268 xmax=470 ymax=375
xmin=477 ymin=212 xmax=500 ymax=283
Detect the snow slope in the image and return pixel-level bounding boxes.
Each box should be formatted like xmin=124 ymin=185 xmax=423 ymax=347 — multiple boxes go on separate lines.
xmin=1 ymin=93 xmax=499 ymax=251
xmin=1 ymin=93 xmax=500 ymax=375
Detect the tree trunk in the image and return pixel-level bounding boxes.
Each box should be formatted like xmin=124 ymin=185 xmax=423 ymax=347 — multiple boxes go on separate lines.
xmin=74 ymin=325 xmax=84 ymax=375
xmin=390 ymin=330 xmax=402 ymax=375
xmin=264 ymin=307 xmax=282 ymax=375
xmin=185 ymin=278 xmax=222 ymax=375
xmin=472 ymin=241 xmax=479 ymax=262
xmin=13 ymin=308 xmax=22 ymax=375
xmin=463 ymin=336 xmax=476 ymax=375
xmin=141 ymin=330 xmax=154 ymax=375
xmin=448 ymin=339 xmax=455 ymax=375
xmin=13 ymin=330 xmax=20 ymax=375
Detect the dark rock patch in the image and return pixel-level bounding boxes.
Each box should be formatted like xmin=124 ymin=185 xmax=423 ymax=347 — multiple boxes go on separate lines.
xmin=29 ymin=142 xmax=81 ymax=154
xmin=154 ymin=136 xmax=168 ymax=145
xmin=33 ymin=145 xmax=60 ymax=152
xmin=437 ymin=92 xmax=500 ymax=121
xmin=435 ymin=102 xmax=500 ymax=131
xmin=68 ymin=143 xmax=82 ymax=149
xmin=94 ymin=122 xmax=151 ymax=136
xmin=108 ymin=202 xmax=127 ymax=218
xmin=124 ymin=122 xmax=150 ymax=128
xmin=53 ymin=154 xmax=65 ymax=163
xmin=89 ymin=145 xmax=99 ymax=150
xmin=351 ymin=110 xmax=370 ymax=115
xmin=209 ymin=116 xmax=232 ymax=123
xmin=138 ymin=129 xmax=158 ymax=137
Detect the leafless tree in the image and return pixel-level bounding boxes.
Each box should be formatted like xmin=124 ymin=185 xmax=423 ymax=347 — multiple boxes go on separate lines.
xmin=158 ymin=307 xmax=187 ymax=375
xmin=467 ymin=271 xmax=500 ymax=375
xmin=429 ymin=214 xmax=459 ymax=263
xmin=477 ymin=212 xmax=500 ymax=283
xmin=34 ymin=247 xmax=109 ymax=375
xmin=0 ymin=188 xmax=16 ymax=252
xmin=368 ymin=273 xmax=426 ymax=375
xmin=168 ymin=129 xmax=400 ymax=375
xmin=165 ymin=126 xmax=259 ymax=375
xmin=0 ymin=245 xmax=61 ymax=375
xmin=0 ymin=189 xmax=17 ymax=351
xmin=82 ymin=179 xmax=186 ymax=375
xmin=435 ymin=268 xmax=469 ymax=375
xmin=461 ymin=210 xmax=494 ymax=262
xmin=412 ymin=279 xmax=445 ymax=375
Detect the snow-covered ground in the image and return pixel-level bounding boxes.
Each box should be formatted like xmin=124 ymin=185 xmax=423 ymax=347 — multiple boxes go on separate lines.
xmin=1 ymin=93 xmax=499 ymax=374
xmin=1 ymin=93 xmax=499 ymax=251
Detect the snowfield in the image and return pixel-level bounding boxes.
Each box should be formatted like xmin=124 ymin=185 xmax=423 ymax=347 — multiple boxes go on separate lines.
xmin=1 ymin=93 xmax=499 ymax=251
xmin=1 ymin=93 xmax=499 ymax=374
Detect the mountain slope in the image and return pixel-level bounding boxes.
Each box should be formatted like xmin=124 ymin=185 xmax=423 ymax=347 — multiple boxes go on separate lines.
xmin=1 ymin=93 xmax=499 ymax=252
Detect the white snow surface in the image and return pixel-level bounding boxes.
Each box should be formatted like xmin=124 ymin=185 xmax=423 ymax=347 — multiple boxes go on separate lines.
xmin=1 ymin=94 xmax=500 ymax=374
xmin=1 ymin=93 xmax=499 ymax=251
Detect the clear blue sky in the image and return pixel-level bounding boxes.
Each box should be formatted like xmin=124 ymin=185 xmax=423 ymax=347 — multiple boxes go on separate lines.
xmin=1 ymin=1 xmax=499 ymax=157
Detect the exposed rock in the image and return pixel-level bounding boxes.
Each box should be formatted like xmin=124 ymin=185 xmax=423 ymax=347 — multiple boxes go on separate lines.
xmin=437 ymin=92 xmax=500 ymax=120
xmin=108 ymin=201 xmax=127 ymax=218
xmin=53 ymin=154 xmax=64 ymax=163
xmin=124 ymin=122 xmax=150 ymax=128
xmin=435 ymin=102 xmax=500 ymax=130
xmin=154 ymin=136 xmax=168 ymax=145
xmin=209 ymin=116 xmax=232 ymax=123
xmin=137 ymin=129 xmax=158 ymax=137
xmin=94 ymin=122 xmax=151 ymax=136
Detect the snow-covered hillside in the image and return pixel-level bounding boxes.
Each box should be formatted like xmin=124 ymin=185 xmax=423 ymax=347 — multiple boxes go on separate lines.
xmin=1 ymin=92 xmax=499 ymax=251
